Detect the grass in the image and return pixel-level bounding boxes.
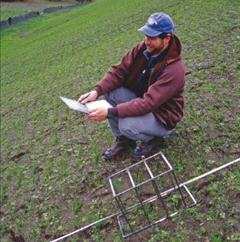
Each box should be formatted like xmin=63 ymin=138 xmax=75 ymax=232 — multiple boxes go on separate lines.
xmin=1 ymin=0 xmax=240 ymax=241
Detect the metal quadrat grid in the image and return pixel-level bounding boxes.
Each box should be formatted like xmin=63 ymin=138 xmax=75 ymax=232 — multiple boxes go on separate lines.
xmin=109 ymin=152 xmax=197 ymax=238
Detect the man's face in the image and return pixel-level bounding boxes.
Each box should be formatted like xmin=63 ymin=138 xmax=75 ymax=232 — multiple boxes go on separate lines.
xmin=144 ymin=35 xmax=168 ymax=55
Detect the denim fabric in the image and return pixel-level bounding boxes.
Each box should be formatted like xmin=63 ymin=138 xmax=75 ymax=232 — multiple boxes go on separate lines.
xmin=104 ymin=87 xmax=173 ymax=141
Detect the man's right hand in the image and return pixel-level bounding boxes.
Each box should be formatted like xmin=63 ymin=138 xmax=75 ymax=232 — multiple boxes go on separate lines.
xmin=78 ymin=90 xmax=98 ymax=104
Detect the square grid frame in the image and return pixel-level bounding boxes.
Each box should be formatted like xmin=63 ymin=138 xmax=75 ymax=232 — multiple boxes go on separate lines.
xmin=109 ymin=152 xmax=197 ymax=238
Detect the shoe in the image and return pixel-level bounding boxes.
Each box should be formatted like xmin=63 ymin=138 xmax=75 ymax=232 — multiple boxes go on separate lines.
xmin=132 ymin=137 xmax=164 ymax=160
xmin=103 ymin=136 xmax=135 ymax=160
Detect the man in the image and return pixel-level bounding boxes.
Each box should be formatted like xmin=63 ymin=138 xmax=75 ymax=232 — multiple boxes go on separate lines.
xmin=78 ymin=12 xmax=186 ymax=159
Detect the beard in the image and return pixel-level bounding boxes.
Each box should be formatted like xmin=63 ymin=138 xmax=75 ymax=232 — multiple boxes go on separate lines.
xmin=146 ymin=40 xmax=165 ymax=55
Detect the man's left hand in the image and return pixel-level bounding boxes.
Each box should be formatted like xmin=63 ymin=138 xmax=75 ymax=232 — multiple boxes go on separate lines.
xmin=87 ymin=107 xmax=108 ymax=121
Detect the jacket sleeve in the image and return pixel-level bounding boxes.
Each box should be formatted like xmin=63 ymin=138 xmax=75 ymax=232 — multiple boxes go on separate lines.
xmin=93 ymin=42 xmax=144 ymax=96
xmin=115 ymin=60 xmax=185 ymax=118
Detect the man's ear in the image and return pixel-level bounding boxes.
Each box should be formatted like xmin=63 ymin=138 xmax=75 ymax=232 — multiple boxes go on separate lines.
xmin=165 ymin=33 xmax=171 ymax=43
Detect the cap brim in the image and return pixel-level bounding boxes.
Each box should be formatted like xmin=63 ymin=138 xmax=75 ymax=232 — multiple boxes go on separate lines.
xmin=138 ymin=25 xmax=162 ymax=37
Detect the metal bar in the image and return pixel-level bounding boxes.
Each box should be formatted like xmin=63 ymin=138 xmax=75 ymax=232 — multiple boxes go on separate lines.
xmin=113 ymin=170 xmax=136 ymax=233
xmin=126 ymin=169 xmax=152 ymax=225
xmin=144 ymin=160 xmax=154 ymax=178
xmin=115 ymin=195 xmax=134 ymax=234
xmin=161 ymin=152 xmax=174 ymax=170
xmin=144 ymin=159 xmax=170 ymax=216
xmin=181 ymin=158 xmax=240 ymax=187
xmin=144 ymin=159 xmax=169 ymax=216
xmin=126 ymin=169 xmax=135 ymax=187
xmin=150 ymin=177 xmax=169 ymax=217
xmin=183 ymin=185 xmax=197 ymax=206
xmin=172 ymin=171 xmax=187 ymax=207
xmin=108 ymin=177 xmax=116 ymax=197
xmin=50 ymin=212 xmax=119 ymax=242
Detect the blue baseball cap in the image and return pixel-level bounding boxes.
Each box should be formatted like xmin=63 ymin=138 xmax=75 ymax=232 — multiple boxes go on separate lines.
xmin=138 ymin=12 xmax=174 ymax=37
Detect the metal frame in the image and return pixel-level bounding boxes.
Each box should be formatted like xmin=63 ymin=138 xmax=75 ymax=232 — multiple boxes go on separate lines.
xmin=51 ymin=155 xmax=240 ymax=242
xmin=109 ymin=152 xmax=197 ymax=238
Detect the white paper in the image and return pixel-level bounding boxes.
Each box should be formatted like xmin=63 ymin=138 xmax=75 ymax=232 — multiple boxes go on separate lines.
xmin=60 ymin=96 xmax=89 ymax=113
xmin=60 ymin=96 xmax=112 ymax=113
xmin=86 ymin=99 xmax=112 ymax=110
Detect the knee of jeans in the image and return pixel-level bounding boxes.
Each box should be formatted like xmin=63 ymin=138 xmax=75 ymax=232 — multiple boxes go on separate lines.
xmin=120 ymin=125 xmax=153 ymax=141
xmin=119 ymin=121 xmax=138 ymax=139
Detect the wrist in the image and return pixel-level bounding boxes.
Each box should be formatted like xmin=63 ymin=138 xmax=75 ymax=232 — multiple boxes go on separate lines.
xmin=90 ymin=90 xmax=98 ymax=100
xmin=107 ymin=108 xmax=113 ymax=119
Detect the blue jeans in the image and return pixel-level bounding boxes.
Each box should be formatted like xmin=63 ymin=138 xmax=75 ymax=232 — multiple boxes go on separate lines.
xmin=104 ymin=87 xmax=173 ymax=142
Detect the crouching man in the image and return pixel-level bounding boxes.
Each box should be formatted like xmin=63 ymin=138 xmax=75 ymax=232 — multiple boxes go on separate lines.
xmin=78 ymin=12 xmax=186 ymax=159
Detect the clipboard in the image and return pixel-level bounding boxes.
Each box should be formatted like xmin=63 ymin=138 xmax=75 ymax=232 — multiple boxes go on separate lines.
xmin=60 ymin=96 xmax=112 ymax=113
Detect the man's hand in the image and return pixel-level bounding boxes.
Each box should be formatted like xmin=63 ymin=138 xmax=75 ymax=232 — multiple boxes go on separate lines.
xmin=87 ymin=107 xmax=108 ymax=121
xmin=78 ymin=90 xmax=98 ymax=104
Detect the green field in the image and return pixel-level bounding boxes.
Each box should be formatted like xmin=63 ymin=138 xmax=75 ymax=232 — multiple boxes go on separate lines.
xmin=1 ymin=0 xmax=240 ymax=241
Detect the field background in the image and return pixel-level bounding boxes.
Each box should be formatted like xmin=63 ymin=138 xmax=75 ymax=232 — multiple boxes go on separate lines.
xmin=1 ymin=0 xmax=240 ymax=241
xmin=0 ymin=0 xmax=77 ymax=21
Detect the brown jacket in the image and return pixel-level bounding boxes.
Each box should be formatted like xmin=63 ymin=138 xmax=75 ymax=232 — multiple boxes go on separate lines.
xmin=93 ymin=35 xmax=186 ymax=130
